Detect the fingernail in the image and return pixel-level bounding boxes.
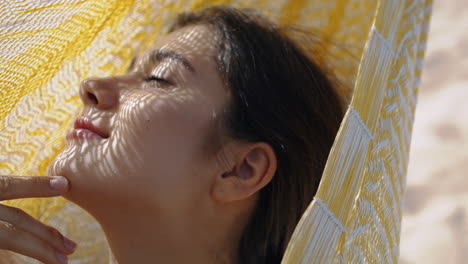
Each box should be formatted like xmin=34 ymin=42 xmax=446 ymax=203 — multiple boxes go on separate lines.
xmin=55 ymin=251 xmax=67 ymax=264
xmin=50 ymin=177 xmax=68 ymax=191
xmin=63 ymin=237 xmax=77 ymax=251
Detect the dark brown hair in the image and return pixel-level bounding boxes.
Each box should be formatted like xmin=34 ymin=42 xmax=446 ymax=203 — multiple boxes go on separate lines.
xmin=169 ymin=6 xmax=345 ymax=264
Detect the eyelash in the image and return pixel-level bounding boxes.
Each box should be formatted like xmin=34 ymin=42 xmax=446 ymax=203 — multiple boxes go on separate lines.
xmin=144 ymin=75 xmax=171 ymax=86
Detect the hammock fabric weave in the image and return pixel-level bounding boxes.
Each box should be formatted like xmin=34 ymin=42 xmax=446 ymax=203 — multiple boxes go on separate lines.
xmin=0 ymin=0 xmax=432 ymax=263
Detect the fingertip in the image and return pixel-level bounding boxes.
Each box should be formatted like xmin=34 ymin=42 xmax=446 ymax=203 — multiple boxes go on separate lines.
xmin=55 ymin=251 xmax=68 ymax=264
xmin=49 ymin=177 xmax=69 ymax=192
xmin=63 ymin=237 xmax=77 ymax=252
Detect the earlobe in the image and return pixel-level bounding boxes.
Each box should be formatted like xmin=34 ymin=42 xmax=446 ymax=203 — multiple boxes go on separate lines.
xmin=212 ymin=142 xmax=277 ymax=203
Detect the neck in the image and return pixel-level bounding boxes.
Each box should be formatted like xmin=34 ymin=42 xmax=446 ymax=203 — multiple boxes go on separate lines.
xmin=88 ymin=201 xmax=244 ymax=264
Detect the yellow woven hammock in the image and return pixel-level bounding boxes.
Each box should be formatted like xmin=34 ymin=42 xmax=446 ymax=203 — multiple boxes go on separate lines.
xmin=0 ymin=0 xmax=432 ymax=263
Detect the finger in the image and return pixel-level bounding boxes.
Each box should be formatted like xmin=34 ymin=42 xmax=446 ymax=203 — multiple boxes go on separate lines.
xmin=0 ymin=205 xmax=76 ymax=254
xmin=0 ymin=176 xmax=68 ymax=200
xmin=0 ymin=220 xmax=68 ymax=264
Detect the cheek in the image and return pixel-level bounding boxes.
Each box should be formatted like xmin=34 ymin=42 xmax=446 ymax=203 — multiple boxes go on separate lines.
xmin=119 ymin=91 xmax=204 ymax=167
xmin=48 ymin=89 xmax=221 ymax=209
xmin=113 ymin=91 xmax=216 ymax=200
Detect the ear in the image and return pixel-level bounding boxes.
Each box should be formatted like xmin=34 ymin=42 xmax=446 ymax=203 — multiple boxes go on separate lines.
xmin=212 ymin=142 xmax=277 ymax=203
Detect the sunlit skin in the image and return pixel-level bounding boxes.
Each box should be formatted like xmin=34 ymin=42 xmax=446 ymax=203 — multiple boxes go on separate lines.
xmin=46 ymin=24 xmax=277 ymax=264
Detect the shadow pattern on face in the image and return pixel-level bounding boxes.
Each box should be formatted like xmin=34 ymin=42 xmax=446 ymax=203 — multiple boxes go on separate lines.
xmin=48 ymin=25 xmax=226 ymax=215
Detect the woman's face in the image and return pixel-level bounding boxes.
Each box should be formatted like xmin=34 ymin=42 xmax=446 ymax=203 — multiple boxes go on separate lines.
xmin=48 ymin=25 xmax=230 ymax=215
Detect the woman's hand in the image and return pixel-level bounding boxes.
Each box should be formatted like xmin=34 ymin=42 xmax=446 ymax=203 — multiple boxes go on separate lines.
xmin=0 ymin=175 xmax=76 ymax=264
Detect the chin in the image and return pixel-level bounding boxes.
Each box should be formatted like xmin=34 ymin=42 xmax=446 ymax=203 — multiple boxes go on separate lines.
xmin=48 ymin=156 xmax=99 ymax=217
xmin=47 ymin=143 xmax=93 ymax=198
xmin=48 ymin=152 xmax=78 ymax=197
xmin=48 ymin=145 xmax=118 ymax=210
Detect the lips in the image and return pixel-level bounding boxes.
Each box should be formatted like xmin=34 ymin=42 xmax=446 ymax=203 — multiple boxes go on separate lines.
xmin=69 ymin=116 xmax=110 ymax=139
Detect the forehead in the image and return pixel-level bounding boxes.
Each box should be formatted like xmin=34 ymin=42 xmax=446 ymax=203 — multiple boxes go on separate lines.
xmin=153 ymin=24 xmax=218 ymax=63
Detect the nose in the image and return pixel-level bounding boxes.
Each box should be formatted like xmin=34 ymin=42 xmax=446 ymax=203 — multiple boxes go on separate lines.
xmin=79 ymin=77 xmax=120 ymax=110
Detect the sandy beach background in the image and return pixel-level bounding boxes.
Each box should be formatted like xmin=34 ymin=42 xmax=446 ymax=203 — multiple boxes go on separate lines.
xmin=399 ymin=0 xmax=468 ymax=263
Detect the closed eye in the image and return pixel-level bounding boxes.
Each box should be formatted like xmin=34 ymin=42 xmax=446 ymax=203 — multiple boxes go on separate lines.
xmin=144 ymin=76 xmax=171 ymax=85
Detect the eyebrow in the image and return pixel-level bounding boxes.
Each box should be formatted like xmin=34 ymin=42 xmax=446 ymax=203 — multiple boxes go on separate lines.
xmin=154 ymin=49 xmax=198 ymax=74
xmin=127 ymin=49 xmax=197 ymax=74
